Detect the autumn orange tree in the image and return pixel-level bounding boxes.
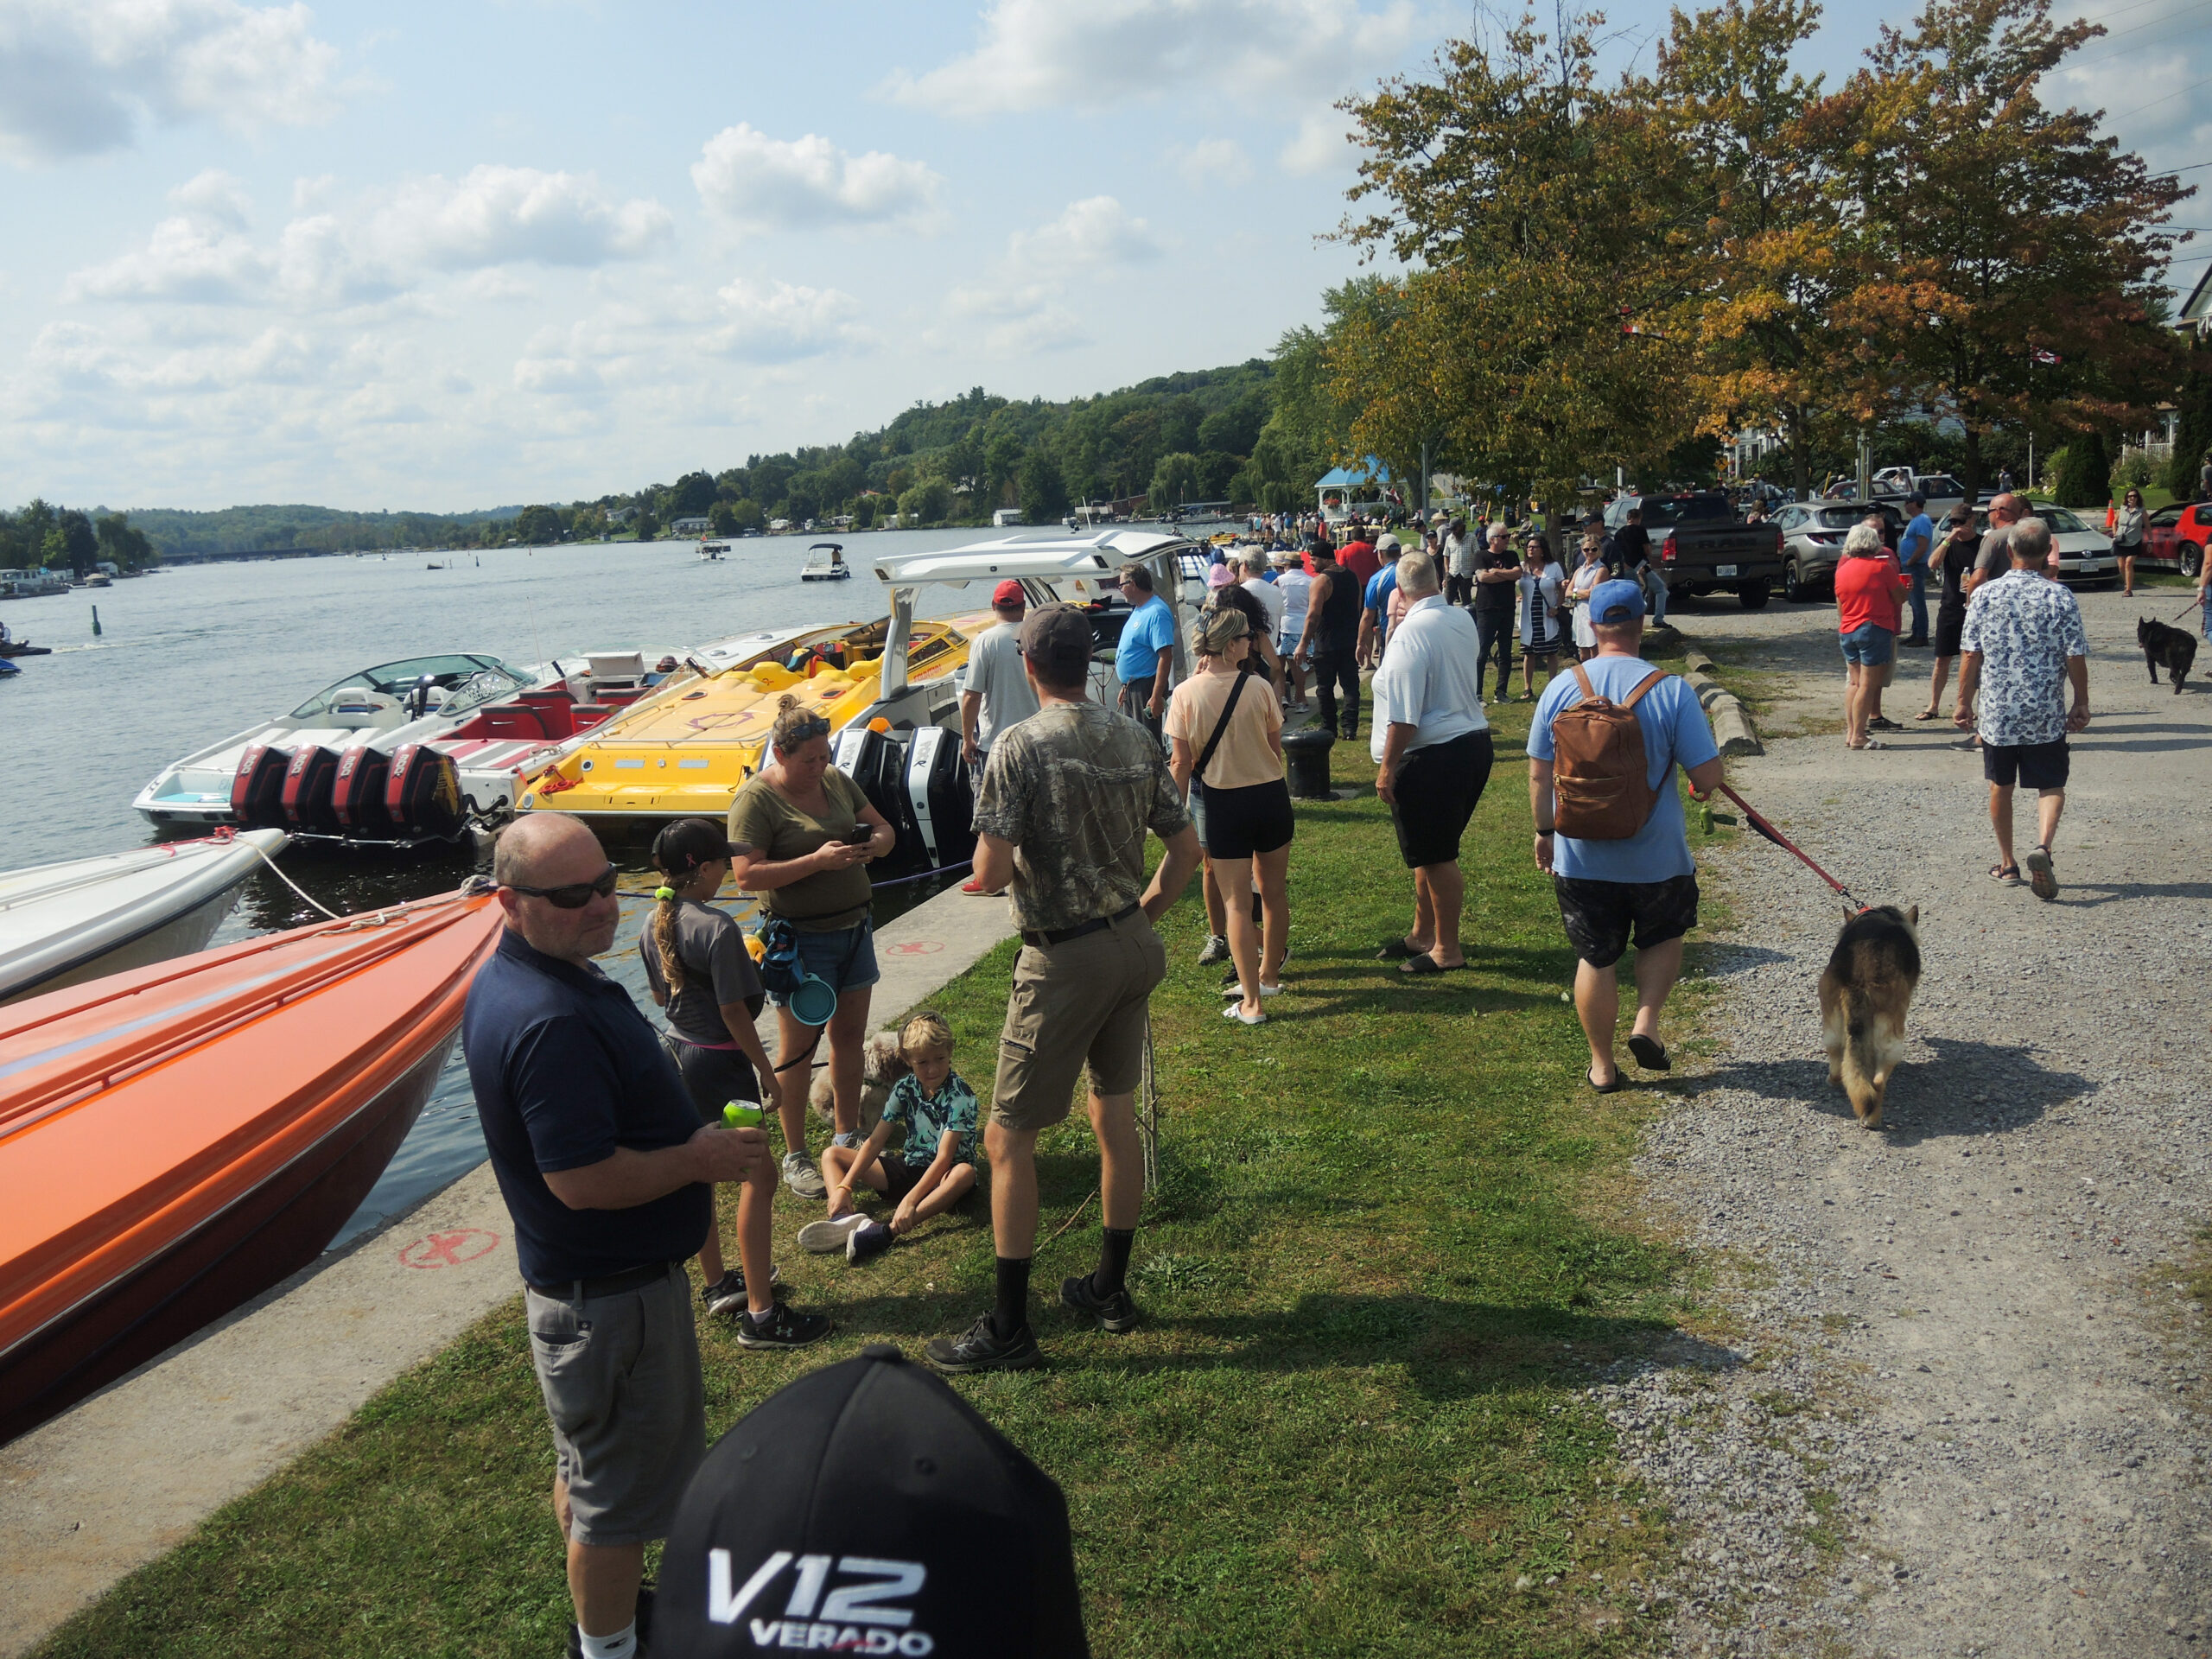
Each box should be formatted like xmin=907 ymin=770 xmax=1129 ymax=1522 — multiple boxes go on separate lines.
xmin=1338 ymin=10 xmax=1696 ymax=531
xmin=1834 ymin=0 xmax=2190 ymax=496
xmin=1647 ymin=0 xmax=1883 ymax=499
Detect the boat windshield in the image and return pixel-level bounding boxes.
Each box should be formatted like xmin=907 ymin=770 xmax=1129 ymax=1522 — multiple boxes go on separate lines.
xmin=289 ymin=654 xmax=532 ymax=721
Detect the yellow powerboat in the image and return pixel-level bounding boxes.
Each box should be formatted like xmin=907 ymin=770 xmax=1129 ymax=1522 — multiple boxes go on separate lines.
xmin=520 ymin=612 xmax=988 ymax=823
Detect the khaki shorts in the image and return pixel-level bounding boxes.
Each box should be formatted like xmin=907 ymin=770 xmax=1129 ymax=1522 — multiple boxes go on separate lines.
xmin=992 ymin=911 xmax=1166 ymax=1131
xmin=525 ymin=1262 xmax=704 ymax=1547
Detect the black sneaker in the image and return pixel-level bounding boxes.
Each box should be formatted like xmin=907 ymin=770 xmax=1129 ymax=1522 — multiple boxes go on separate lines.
xmin=847 ymin=1220 xmax=896 ymax=1263
xmin=735 ymin=1300 xmax=833 ymax=1349
xmin=1061 ymin=1273 xmax=1140 ymax=1333
xmin=923 ymin=1314 xmax=1043 ymax=1374
xmin=1867 ymin=715 xmax=1903 ymax=733
xmin=700 ymin=1264 xmax=779 ymax=1318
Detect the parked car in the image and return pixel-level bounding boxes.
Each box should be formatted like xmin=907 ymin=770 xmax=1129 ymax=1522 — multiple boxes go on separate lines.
xmin=1970 ymin=505 xmax=2118 ymax=586
xmin=1601 ymin=492 xmax=1782 ymax=608
xmin=1774 ymin=501 xmax=1909 ymax=601
xmin=2141 ymin=501 xmax=2212 ymax=577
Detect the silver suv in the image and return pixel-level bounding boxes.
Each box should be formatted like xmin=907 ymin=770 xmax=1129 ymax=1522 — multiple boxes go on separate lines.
xmin=1775 ymin=501 xmax=1908 ymax=601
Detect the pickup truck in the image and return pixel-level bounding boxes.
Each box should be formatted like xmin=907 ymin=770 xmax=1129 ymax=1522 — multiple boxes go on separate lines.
xmin=1603 ymin=492 xmax=1783 ymax=608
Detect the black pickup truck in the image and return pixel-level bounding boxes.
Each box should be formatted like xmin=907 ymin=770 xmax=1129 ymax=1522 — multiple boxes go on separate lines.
xmin=1602 ymin=492 xmax=1783 ymax=609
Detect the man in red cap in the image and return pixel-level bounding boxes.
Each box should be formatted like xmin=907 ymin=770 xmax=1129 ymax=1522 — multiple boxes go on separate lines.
xmin=959 ymin=579 xmax=1041 ymax=895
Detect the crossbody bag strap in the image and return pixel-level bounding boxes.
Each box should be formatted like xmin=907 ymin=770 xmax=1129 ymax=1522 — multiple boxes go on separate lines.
xmin=1192 ymin=671 xmax=1251 ymax=789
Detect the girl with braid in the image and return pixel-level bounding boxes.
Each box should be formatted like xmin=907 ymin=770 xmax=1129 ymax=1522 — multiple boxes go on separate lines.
xmin=643 ymin=817 xmax=831 ymax=1348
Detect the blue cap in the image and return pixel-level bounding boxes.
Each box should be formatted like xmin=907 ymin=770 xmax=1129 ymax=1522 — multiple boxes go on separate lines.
xmin=1588 ymin=578 xmax=1647 ymax=624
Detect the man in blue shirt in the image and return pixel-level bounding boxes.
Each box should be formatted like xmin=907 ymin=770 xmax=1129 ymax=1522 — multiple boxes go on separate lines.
xmin=464 ymin=815 xmax=815 ymax=1659
xmin=1112 ymin=562 xmax=1177 ymax=743
xmin=1896 ymin=493 xmax=1934 ymax=646
xmin=1357 ymin=532 xmax=1401 ymax=665
xmin=1526 ymin=581 xmax=1723 ymax=1092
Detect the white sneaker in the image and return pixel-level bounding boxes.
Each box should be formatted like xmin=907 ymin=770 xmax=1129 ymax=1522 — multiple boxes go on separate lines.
xmin=798 ymin=1213 xmax=871 ymax=1254
xmin=781 ymin=1150 xmax=828 ymax=1201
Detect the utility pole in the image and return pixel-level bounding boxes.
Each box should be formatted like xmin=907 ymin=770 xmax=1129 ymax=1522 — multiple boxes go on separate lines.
xmin=1856 ymin=427 xmax=1872 ymax=503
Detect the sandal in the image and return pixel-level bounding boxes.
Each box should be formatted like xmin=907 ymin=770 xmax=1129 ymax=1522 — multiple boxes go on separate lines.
xmin=1990 ymin=862 xmax=2021 ymax=886
xmin=1588 ymin=1067 xmax=1625 ymax=1094
xmin=1627 ymin=1033 xmax=1671 ymax=1071
xmin=2025 ymin=845 xmax=2057 ymax=902
xmin=1400 ymin=956 xmax=1467 ymax=976
xmin=1914 ymin=709 xmax=1942 ymax=721
xmin=1375 ymin=937 xmax=1425 ymax=961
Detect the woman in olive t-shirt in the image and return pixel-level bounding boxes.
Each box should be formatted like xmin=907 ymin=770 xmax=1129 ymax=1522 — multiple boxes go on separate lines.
xmin=728 ymin=696 xmax=894 ymax=1198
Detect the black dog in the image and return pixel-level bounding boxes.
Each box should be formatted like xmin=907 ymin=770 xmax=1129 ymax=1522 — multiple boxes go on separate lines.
xmin=2139 ymin=617 xmax=2197 ymax=694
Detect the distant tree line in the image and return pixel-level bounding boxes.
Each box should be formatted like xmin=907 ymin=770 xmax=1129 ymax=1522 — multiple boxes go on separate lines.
xmin=0 ymin=499 xmax=157 ymax=575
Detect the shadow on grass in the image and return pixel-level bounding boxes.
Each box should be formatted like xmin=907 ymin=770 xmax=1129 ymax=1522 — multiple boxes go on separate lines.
xmin=1689 ymin=1035 xmax=2091 ymax=1144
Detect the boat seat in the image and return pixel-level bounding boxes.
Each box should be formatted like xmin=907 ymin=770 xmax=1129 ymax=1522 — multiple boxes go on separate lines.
xmin=326 ymin=689 xmax=404 ymax=730
xmin=473 ymin=706 xmax=550 ymax=741
xmin=569 ymin=704 xmax=613 ymax=730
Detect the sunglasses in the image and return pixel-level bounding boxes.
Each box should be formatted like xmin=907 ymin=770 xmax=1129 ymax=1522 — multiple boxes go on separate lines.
xmin=506 ymin=863 xmax=619 ymax=909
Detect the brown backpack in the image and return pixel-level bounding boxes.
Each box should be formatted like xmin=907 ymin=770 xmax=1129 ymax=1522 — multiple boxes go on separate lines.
xmin=1551 ymin=662 xmax=1669 ymax=840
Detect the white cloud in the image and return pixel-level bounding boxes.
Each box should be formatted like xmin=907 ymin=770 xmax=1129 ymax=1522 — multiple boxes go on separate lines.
xmin=372 ymin=166 xmax=673 ymax=270
xmin=1278 ymin=111 xmax=1356 ymax=176
xmin=880 ymin=0 xmax=1421 ymax=115
xmin=690 ymin=123 xmax=944 ymax=232
xmin=0 ymin=0 xmax=339 ymax=164
xmin=66 ymin=165 xmax=672 ymax=308
xmin=1007 ymin=196 xmax=1165 ymax=270
xmin=1169 ymin=137 xmax=1253 ymax=188
xmin=704 ymin=277 xmax=867 ymax=361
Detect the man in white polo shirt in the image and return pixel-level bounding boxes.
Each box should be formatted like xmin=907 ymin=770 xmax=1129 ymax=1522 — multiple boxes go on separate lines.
xmin=1370 ymin=552 xmax=1493 ymax=976
xmin=959 ymin=580 xmax=1042 ymax=895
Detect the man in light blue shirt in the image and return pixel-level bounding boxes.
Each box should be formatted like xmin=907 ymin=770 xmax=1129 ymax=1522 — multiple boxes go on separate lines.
xmin=1112 ymin=563 xmax=1177 ymax=742
xmin=1370 ymin=554 xmax=1492 ymax=975
xmin=1527 ymin=580 xmax=1722 ymax=1091
xmin=1897 ymin=493 xmax=1934 ymax=645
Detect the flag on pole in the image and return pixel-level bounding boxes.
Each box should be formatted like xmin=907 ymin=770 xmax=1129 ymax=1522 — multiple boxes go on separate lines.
xmin=2031 ymin=349 xmax=2062 ymax=365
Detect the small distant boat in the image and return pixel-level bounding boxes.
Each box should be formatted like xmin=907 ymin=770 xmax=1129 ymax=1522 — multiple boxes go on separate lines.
xmin=425 ymin=563 xmax=444 ymax=570
xmin=0 ymin=887 xmax=502 ymax=1444
xmin=801 ymin=542 xmax=851 ymax=582
xmin=699 ymin=540 xmax=731 ymax=562
xmin=0 ymin=829 xmax=288 ymax=1006
xmin=0 ymin=659 xmax=18 ymax=678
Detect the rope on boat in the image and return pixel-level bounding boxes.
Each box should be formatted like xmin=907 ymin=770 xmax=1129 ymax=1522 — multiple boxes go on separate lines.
xmin=242 ymin=836 xmax=353 ymax=924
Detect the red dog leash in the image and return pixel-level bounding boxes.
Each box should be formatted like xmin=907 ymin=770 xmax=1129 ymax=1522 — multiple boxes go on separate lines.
xmin=1714 ymin=783 xmax=1870 ymax=912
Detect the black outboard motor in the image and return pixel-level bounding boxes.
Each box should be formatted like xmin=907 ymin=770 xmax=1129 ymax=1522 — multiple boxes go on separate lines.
xmin=230 ymin=744 xmax=291 ymax=830
xmin=332 ymin=747 xmax=391 ymax=835
xmin=280 ymin=745 xmax=346 ymax=834
xmin=904 ymin=726 xmax=975 ymax=869
xmin=385 ymin=743 xmax=465 ymax=842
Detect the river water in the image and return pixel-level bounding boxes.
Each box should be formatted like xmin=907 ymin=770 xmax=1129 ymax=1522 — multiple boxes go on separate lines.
xmin=0 ymin=527 xmax=1090 ymax=1248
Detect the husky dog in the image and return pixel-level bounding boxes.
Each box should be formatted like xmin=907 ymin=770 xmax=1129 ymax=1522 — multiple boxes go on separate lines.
xmin=808 ymin=1027 xmax=906 ymax=1134
xmin=1818 ymin=904 xmax=1922 ymax=1129
xmin=2139 ymin=616 xmax=2197 ymax=694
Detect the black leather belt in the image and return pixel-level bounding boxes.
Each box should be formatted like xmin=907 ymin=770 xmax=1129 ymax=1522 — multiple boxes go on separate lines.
xmin=1020 ymin=903 xmax=1141 ymax=950
xmin=525 ymin=1261 xmax=678 ymax=1300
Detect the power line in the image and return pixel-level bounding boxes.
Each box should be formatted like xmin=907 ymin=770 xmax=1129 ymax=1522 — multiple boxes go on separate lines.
xmin=2109 ymin=72 xmax=2212 ymax=121
xmin=2062 ymin=3 xmax=2212 ymax=73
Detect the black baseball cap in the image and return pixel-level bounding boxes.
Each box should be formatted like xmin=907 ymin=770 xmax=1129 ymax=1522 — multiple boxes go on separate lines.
xmin=1019 ymin=604 xmax=1095 ymax=684
xmin=656 ymin=1346 xmax=1090 ymax=1657
xmin=652 ymin=817 xmax=738 ymax=874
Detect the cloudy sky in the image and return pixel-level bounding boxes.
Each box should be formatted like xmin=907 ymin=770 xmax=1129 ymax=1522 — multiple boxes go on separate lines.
xmin=1 ymin=0 xmax=2202 ymax=513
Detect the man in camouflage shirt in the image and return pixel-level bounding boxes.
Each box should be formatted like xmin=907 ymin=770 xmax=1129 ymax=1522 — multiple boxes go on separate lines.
xmin=924 ymin=604 xmax=1201 ymax=1375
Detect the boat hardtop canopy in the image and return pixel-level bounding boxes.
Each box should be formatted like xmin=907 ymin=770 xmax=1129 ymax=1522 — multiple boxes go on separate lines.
xmin=871 ymin=530 xmax=1198 ymax=696
xmin=288 ymin=653 xmax=532 ymax=722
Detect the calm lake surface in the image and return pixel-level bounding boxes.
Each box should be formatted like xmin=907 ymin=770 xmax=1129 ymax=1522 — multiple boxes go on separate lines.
xmin=0 ymin=527 xmax=1089 ymax=1248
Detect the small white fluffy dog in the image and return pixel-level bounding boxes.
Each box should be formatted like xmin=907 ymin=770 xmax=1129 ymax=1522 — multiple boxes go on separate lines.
xmin=807 ymin=1027 xmax=907 ymax=1134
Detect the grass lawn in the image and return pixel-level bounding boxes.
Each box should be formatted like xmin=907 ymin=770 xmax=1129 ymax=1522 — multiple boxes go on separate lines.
xmin=37 ymin=697 xmax=1727 ymax=1659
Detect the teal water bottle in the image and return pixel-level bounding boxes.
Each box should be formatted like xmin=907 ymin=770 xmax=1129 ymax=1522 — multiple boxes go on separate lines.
xmin=723 ymin=1100 xmax=764 ymax=1129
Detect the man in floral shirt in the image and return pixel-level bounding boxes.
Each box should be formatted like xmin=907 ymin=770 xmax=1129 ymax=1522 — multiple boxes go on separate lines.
xmin=1955 ymin=518 xmax=2091 ymax=900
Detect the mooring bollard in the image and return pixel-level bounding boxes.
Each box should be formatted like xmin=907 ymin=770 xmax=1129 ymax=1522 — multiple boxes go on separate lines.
xmin=1282 ymin=726 xmax=1336 ymax=799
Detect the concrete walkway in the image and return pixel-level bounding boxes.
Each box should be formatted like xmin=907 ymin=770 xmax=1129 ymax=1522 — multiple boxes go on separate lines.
xmin=0 ymin=879 xmax=1017 ymax=1658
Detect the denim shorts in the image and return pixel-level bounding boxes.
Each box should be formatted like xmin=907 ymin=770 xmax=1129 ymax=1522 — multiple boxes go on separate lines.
xmin=767 ymin=917 xmax=880 ymax=1006
xmin=1839 ymin=622 xmax=1894 ymax=666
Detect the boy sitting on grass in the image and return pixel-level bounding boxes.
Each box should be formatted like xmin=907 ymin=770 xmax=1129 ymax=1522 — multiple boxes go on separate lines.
xmin=797 ymin=1010 xmax=979 ymax=1263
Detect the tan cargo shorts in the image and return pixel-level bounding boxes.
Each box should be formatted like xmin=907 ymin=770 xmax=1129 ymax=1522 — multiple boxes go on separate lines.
xmin=991 ymin=909 xmax=1166 ymax=1131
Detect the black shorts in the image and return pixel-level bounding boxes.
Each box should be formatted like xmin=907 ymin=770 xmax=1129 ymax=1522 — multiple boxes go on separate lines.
xmin=1389 ymin=729 xmax=1495 ymax=868
xmin=662 ymin=1035 xmax=760 ymax=1124
xmin=875 ymin=1158 xmax=972 ymax=1205
xmin=1554 ymin=873 xmax=1700 ymax=969
xmin=1193 ymin=778 xmax=1295 ymax=859
xmin=1982 ymin=737 xmax=2069 ymax=790
xmin=1934 ymin=603 xmax=1966 ymax=658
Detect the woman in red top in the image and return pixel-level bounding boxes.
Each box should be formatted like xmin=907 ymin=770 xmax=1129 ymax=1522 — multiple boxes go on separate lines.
xmin=1833 ymin=521 xmax=1909 ymax=750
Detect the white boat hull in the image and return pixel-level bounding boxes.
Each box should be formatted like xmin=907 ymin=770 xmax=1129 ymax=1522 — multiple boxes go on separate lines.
xmin=0 ymin=829 xmax=289 ymax=1004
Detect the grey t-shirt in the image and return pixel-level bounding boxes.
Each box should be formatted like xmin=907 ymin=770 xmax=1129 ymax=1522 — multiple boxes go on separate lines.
xmin=964 ymin=621 xmax=1041 ymax=754
xmin=639 ymin=897 xmax=765 ymax=1046
xmin=1974 ymin=524 xmax=2014 ymax=583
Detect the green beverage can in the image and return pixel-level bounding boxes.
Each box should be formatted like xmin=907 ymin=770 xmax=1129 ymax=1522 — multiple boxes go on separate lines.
xmin=723 ymin=1100 xmax=764 ymax=1129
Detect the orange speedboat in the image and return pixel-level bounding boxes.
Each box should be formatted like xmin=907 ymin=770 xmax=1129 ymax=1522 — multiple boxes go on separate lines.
xmin=0 ymin=887 xmax=503 ymax=1444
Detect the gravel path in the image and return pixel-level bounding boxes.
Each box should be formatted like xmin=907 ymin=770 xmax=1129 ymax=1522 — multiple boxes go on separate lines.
xmin=1605 ymin=588 xmax=2212 ymax=1658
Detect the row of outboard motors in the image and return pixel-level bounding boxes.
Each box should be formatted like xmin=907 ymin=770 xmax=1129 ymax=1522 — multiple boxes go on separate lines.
xmin=231 ymin=741 xmax=469 ymax=846
xmin=832 ymin=723 xmax=976 ymax=877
